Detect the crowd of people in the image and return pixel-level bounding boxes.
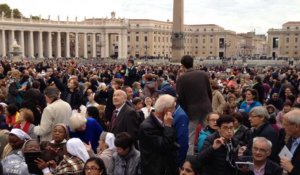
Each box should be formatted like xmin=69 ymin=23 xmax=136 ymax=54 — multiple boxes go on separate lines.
xmin=0 ymin=55 xmax=299 ymax=175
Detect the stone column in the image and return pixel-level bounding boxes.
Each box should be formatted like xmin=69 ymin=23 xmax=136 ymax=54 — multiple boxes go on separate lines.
xmin=48 ymin=32 xmax=52 ymax=58
xmin=171 ymin=0 xmax=184 ymax=62
xmin=104 ymin=32 xmax=109 ymax=58
xmin=38 ymin=31 xmax=43 ymax=58
xmin=66 ymin=32 xmax=70 ymax=58
xmin=92 ymin=33 xmax=96 ymax=58
xmin=75 ymin=32 xmax=79 ymax=58
xmin=10 ymin=30 xmax=15 ymax=52
xmin=29 ymin=31 xmax=34 ymax=58
xmin=118 ymin=33 xmax=122 ymax=59
xmin=83 ymin=33 xmax=87 ymax=58
xmin=20 ymin=30 xmax=25 ymax=58
xmin=57 ymin=32 xmax=61 ymax=58
xmin=122 ymin=31 xmax=128 ymax=59
xmin=1 ymin=30 xmax=6 ymax=57
xmin=100 ymin=34 xmax=105 ymax=58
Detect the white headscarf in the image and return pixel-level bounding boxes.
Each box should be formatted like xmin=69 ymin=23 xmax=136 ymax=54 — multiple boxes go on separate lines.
xmin=10 ymin=128 xmax=31 ymax=140
xmin=66 ymin=138 xmax=89 ymax=163
xmin=105 ymin=132 xmax=116 ymax=150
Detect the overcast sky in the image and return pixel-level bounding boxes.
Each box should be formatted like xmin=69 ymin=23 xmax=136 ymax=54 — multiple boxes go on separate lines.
xmin=2 ymin=0 xmax=300 ymax=34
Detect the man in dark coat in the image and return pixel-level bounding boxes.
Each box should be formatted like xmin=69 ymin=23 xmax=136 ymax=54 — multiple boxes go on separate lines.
xmin=176 ymin=55 xmax=212 ymax=154
xmin=281 ymin=109 xmax=300 ymax=175
xmin=139 ymin=94 xmax=179 ymax=175
xmin=110 ymin=90 xmax=139 ymax=141
xmin=245 ymin=106 xmax=279 ymax=162
xmin=238 ymin=137 xmax=282 ymax=175
xmin=198 ymin=116 xmax=239 ymax=175
xmin=124 ymin=59 xmax=137 ymax=87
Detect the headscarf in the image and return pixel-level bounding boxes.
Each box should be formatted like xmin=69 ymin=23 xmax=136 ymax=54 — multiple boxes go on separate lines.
xmin=66 ymin=138 xmax=89 ymax=163
xmin=100 ymin=132 xmax=116 ymax=150
xmin=54 ymin=123 xmax=70 ymax=140
xmin=10 ymin=128 xmax=31 ymax=140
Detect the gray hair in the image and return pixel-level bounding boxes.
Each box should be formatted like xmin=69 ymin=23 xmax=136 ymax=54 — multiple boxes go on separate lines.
xmin=249 ymin=106 xmax=269 ymax=120
xmin=154 ymin=94 xmax=175 ymax=113
xmin=114 ymin=90 xmax=127 ymax=100
xmin=253 ymin=137 xmax=272 ymax=151
xmin=44 ymin=86 xmax=60 ymax=100
xmin=285 ymin=109 xmax=300 ymax=125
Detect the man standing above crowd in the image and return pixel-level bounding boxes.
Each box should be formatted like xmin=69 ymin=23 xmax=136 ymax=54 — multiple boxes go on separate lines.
xmin=176 ymin=55 xmax=212 ymax=154
xmin=124 ymin=59 xmax=137 ymax=87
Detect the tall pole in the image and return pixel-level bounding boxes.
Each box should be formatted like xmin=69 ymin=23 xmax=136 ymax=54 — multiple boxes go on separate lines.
xmin=171 ymin=0 xmax=184 ymax=63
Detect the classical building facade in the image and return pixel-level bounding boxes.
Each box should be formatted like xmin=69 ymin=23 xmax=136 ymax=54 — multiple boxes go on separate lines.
xmin=1 ymin=11 xmax=278 ymax=60
xmin=268 ymin=22 xmax=300 ymax=58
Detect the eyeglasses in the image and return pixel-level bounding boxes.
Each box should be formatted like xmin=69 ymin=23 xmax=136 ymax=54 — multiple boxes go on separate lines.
xmin=221 ymin=126 xmax=234 ymax=131
xmin=85 ymin=167 xmax=100 ymax=172
xmin=252 ymin=146 xmax=268 ymax=153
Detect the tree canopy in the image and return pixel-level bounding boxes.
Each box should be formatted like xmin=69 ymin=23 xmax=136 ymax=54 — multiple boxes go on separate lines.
xmin=0 ymin=3 xmax=22 ymax=18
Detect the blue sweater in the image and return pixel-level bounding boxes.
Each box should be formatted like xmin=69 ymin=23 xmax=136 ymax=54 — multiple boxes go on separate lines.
xmin=69 ymin=117 xmax=103 ymax=152
xmin=173 ymin=105 xmax=189 ymax=167
xmin=239 ymin=100 xmax=262 ymax=113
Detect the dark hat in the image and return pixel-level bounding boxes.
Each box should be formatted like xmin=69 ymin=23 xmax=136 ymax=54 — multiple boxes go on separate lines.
xmin=157 ymin=86 xmax=177 ymax=98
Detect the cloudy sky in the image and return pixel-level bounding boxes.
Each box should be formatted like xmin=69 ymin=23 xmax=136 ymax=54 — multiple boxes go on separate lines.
xmin=2 ymin=0 xmax=300 ymax=34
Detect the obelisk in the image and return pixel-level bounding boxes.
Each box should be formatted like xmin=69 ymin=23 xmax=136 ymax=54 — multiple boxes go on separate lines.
xmin=171 ymin=0 xmax=184 ymax=62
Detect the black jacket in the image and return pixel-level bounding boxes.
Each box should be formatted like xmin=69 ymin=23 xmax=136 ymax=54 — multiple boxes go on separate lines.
xmin=246 ymin=123 xmax=279 ymax=162
xmin=110 ymin=103 xmax=139 ymax=141
xmin=198 ymin=132 xmax=239 ymax=175
xmin=139 ymin=113 xmax=179 ymax=175
xmin=287 ymin=138 xmax=300 ymax=175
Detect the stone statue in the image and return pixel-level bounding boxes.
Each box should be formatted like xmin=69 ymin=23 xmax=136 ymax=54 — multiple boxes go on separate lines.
xmin=11 ymin=10 xmax=14 ymax=18
xmin=75 ymin=16 xmax=77 ymax=22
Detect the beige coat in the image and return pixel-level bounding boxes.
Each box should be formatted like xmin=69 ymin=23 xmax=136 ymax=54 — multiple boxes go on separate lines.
xmin=34 ymin=99 xmax=72 ymax=141
xmin=212 ymin=90 xmax=226 ymax=114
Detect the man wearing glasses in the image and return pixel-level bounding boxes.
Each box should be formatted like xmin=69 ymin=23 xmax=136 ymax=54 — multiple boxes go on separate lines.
xmin=198 ymin=115 xmax=239 ymax=175
xmin=238 ymin=137 xmax=282 ymax=175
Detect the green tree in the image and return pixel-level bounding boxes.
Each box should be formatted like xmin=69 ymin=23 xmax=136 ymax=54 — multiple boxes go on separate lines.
xmin=0 ymin=3 xmax=11 ymax=18
xmin=12 ymin=8 xmax=22 ymax=18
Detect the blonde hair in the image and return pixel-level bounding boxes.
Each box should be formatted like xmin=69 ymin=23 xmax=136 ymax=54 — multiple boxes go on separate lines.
xmin=19 ymin=108 xmax=34 ymax=123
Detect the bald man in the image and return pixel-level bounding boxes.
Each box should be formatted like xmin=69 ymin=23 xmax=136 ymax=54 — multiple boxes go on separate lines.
xmin=280 ymin=109 xmax=300 ymax=175
xmin=110 ymin=90 xmax=139 ymax=141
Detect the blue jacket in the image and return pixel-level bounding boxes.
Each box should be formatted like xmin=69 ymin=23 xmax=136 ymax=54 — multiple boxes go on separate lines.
xmin=239 ymin=101 xmax=262 ymax=113
xmin=69 ymin=117 xmax=103 ymax=152
xmin=197 ymin=127 xmax=214 ymax=152
xmin=173 ymin=105 xmax=189 ymax=167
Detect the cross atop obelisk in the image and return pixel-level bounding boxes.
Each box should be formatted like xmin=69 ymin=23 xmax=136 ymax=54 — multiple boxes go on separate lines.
xmin=171 ymin=0 xmax=184 ymax=62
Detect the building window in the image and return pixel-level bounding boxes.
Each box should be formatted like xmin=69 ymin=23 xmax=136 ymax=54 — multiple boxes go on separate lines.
xmin=195 ymin=51 xmax=198 ymax=54
xmin=210 ymin=38 xmax=213 ymax=43
xmin=144 ymin=36 xmax=148 ymax=42
xmin=204 ymin=28 xmax=206 ymax=32
xmin=211 ymin=28 xmax=214 ymax=31
xmin=295 ymin=52 xmax=298 ymax=54
xmin=116 ymin=36 xmax=119 ymax=42
xmin=273 ymin=37 xmax=279 ymax=48
xmin=286 ymin=52 xmax=289 ymax=54
xmin=87 ymin=36 xmax=91 ymax=42
xmin=286 ymin=46 xmax=289 ymax=48
xmin=136 ymin=36 xmax=139 ymax=42
xmin=296 ymin=38 xmax=298 ymax=43
xmin=195 ymin=39 xmax=198 ymax=43
xmin=296 ymin=27 xmax=299 ymax=30
xmin=127 ymin=36 xmax=130 ymax=42
xmin=286 ymin=37 xmax=289 ymax=43
xmin=287 ymin=27 xmax=290 ymax=30
xmin=296 ymin=46 xmax=298 ymax=48
xmin=136 ymin=32 xmax=139 ymax=34
xmin=136 ymin=24 xmax=139 ymax=27
xmin=202 ymin=46 xmax=205 ymax=49
xmin=154 ymin=37 xmax=156 ymax=42
xmin=210 ymin=51 xmax=213 ymax=54
xmin=203 ymin=39 xmax=206 ymax=43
